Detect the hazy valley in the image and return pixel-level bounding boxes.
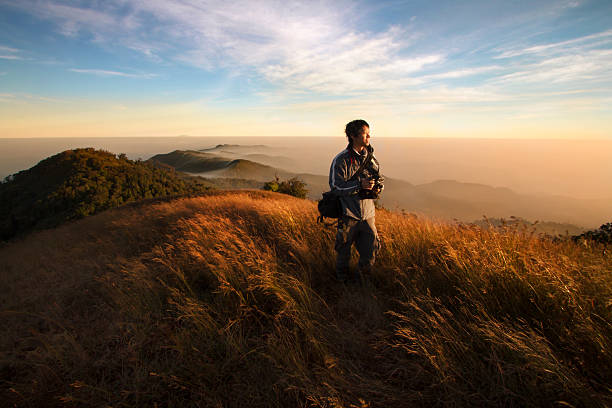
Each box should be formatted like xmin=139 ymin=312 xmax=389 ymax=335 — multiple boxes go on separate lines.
xmin=149 ymin=144 xmax=608 ymax=231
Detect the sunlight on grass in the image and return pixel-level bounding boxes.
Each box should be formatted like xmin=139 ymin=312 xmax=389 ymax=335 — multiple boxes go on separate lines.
xmin=1 ymin=191 xmax=610 ymax=407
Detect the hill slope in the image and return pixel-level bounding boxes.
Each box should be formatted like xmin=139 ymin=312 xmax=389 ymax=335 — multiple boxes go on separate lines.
xmin=150 ymin=150 xmax=285 ymax=180
xmin=198 ymin=144 xmax=295 ymax=169
xmin=0 ymin=148 xmax=211 ymax=241
xmin=1 ymin=191 xmax=610 ymax=407
xmin=149 ymin=150 xmax=237 ymax=173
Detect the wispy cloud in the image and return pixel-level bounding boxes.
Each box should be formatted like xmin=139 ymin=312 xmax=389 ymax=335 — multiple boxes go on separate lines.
xmin=31 ymin=1 xmax=134 ymax=38
xmin=0 ymin=44 xmax=23 ymax=60
xmin=127 ymin=0 xmax=431 ymax=95
xmin=491 ymin=49 xmax=612 ymax=85
xmin=2 ymin=0 xmax=612 ymax=117
xmin=494 ymin=29 xmax=612 ymax=59
xmin=421 ymin=66 xmax=502 ymax=81
xmin=0 ymin=45 xmax=19 ymax=53
xmin=261 ymin=26 xmax=440 ymax=94
xmin=0 ymin=92 xmax=66 ymax=103
xmin=564 ymin=1 xmax=582 ymax=8
xmin=7 ymin=0 xmax=436 ymax=93
xmin=69 ymin=68 xmax=156 ymax=79
xmin=0 ymin=93 xmax=15 ymax=102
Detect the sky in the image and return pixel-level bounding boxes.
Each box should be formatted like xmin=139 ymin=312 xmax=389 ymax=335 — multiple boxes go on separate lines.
xmin=0 ymin=0 xmax=611 ymax=138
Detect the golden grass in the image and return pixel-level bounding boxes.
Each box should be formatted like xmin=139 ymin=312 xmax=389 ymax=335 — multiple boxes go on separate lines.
xmin=1 ymin=190 xmax=610 ymax=407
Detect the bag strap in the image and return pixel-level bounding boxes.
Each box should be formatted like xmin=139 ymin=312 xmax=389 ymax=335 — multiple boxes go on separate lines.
xmin=348 ymin=149 xmax=373 ymax=181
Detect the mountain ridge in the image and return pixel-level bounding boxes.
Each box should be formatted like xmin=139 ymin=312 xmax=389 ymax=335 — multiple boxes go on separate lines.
xmin=150 ymin=149 xmax=606 ymax=229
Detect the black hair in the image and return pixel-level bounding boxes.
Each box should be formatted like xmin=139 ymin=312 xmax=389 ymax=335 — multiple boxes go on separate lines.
xmin=345 ymin=119 xmax=369 ymax=147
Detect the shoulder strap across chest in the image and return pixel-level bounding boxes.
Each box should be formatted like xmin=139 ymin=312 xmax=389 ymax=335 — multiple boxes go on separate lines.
xmin=348 ymin=149 xmax=373 ymax=181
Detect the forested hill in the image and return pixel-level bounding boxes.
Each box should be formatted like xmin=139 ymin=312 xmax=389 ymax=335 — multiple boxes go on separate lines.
xmin=0 ymin=148 xmax=211 ymax=241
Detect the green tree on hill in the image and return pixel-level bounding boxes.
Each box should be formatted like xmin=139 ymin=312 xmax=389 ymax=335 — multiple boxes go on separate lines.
xmin=0 ymin=148 xmax=211 ymax=240
xmin=263 ymin=176 xmax=308 ymax=199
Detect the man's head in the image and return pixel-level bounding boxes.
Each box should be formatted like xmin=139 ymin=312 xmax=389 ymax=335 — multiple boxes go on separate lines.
xmin=345 ymin=119 xmax=370 ymax=151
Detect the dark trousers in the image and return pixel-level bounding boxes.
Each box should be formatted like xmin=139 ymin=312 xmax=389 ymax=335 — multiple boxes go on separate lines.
xmin=335 ymin=216 xmax=380 ymax=280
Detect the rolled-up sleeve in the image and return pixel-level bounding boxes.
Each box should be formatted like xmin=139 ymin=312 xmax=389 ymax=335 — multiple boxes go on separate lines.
xmin=329 ymin=156 xmax=360 ymax=196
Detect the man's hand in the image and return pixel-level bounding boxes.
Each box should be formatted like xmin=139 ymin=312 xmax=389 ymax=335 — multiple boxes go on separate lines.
xmin=361 ymin=178 xmax=375 ymax=190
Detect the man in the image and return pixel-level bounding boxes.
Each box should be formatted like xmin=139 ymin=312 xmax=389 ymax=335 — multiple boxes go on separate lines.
xmin=329 ymin=119 xmax=383 ymax=284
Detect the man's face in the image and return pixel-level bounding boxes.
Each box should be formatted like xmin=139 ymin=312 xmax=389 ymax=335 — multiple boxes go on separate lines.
xmin=352 ymin=125 xmax=370 ymax=150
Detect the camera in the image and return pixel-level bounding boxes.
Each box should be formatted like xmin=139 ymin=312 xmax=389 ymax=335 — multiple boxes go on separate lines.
xmin=358 ymin=174 xmax=384 ymax=199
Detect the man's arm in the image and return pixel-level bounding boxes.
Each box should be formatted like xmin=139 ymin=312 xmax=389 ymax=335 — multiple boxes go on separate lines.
xmin=329 ymin=155 xmax=360 ymax=196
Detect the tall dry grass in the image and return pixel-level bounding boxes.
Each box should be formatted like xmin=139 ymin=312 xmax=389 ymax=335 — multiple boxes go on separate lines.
xmin=1 ymin=190 xmax=610 ymax=407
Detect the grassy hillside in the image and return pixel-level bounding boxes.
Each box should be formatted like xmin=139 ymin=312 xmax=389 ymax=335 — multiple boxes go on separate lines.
xmin=0 ymin=148 xmax=211 ymax=241
xmin=1 ymin=191 xmax=610 ymax=407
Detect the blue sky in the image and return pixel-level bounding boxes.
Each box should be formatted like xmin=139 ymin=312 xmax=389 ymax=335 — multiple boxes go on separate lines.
xmin=0 ymin=0 xmax=611 ymax=138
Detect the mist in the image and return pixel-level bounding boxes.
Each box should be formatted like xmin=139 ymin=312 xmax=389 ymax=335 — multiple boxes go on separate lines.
xmin=1 ymin=136 xmax=611 ymax=202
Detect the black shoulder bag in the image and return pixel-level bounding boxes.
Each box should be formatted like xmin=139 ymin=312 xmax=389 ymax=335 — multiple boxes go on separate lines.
xmin=317 ymin=149 xmax=373 ymax=224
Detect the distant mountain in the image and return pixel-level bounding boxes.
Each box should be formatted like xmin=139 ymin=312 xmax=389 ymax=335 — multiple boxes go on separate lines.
xmin=200 ymin=144 xmax=270 ymax=153
xmin=151 ymin=149 xmax=326 ymax=194
xmin=414 ymin=179 xmax=608 ymax=228
xmin=417 ymin=180 xmax=517 ymax=202
xmin=235 ymin=153 xmax=295 ymax=170
xmin=0 ymin=148 xmax=211 ymax=241
xmin=149 ymin=150 xmax=489 ymax=218
xmin=197 ymin=144 xmax=295 ymax=171
xmin=150 ymin=149 xmax=609 ymax=228
xmin=150 ymin=150 xmax=291 ymax=180
xmin=149 ymin=150 xmax=233 ymax=173
xmin=216 ymin=158 xmax=283 ymax=179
